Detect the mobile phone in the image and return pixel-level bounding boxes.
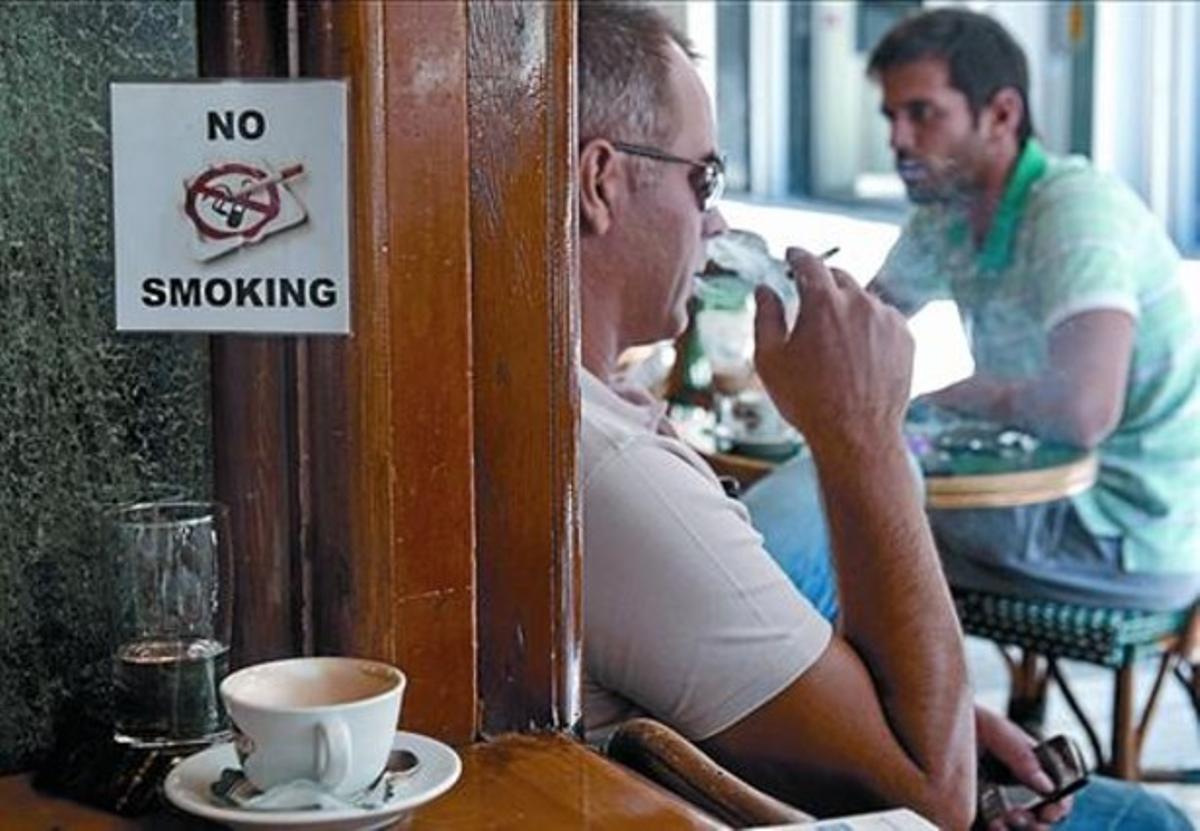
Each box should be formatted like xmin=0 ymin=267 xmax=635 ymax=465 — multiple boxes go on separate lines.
xmin=977 ymin=734 xmax=1090 ymax=826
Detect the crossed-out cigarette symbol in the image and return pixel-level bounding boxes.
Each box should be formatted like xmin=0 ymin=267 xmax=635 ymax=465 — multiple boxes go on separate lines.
xmin=184 ymin=161 xmax=304 ymax=242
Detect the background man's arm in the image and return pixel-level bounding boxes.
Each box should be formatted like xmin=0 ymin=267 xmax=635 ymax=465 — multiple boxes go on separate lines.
xmin=866 ymin=212 xmax=945 ymax=319
xmin=702 ymin=250 xmax=975 ymax=829
xmin=868 ymin=275 xmax=926 ymax=318
xmin=922 ymin=309 xmax=1134 ymax=447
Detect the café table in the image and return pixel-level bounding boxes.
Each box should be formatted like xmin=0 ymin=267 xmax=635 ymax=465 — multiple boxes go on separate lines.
xmin=906 ymin=415 xmax=1099 ymax=508
xmin=673 ymin=404 xmax=1100 ymax=508
xmin=919 ymin=442 xmax=1098 ymax=509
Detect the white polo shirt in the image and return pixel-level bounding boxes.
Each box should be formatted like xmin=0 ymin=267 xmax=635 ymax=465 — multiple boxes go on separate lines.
xmin=581 ymin=369 xmax=832 ymax=743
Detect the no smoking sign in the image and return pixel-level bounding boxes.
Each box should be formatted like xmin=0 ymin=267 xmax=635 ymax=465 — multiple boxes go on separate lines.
xmin=110 ymin=80 xmax=349 ymax=333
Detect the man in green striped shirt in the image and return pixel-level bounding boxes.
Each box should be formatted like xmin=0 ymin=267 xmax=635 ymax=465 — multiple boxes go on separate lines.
xmin=869 ymin=9 xmax=1200 ymax=613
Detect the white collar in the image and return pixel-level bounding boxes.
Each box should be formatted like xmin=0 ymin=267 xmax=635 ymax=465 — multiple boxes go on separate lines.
xmin=580 ymin=368 xmax=670 ymax=432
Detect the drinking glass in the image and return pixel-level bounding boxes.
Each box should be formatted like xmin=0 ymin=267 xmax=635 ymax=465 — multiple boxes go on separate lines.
xmin=108 ymin=501 xmax=233 ymax=748
xmin=695 ymin=276 xmax=757 ymax=446
xmin=694 ymin=275 xmax=756 ymax=388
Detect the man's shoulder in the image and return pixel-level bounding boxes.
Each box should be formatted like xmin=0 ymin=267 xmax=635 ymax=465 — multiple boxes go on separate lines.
xmin=579 ymin=373 xmax=711 ymax=489
xmin=1023 ymin=153 xmax=1169 ymax=260
xmin=1030 ymin=152 xmax=1144 ymax=215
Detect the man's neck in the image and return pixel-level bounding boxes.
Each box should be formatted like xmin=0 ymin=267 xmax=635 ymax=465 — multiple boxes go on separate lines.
xmin=581 ymin=341 xmax=616 ymax=383
xmin=968 ymin=142 xmax=1021 ymax=247
xmin=579 ymin=254 xmax=627 ymax=383
xmin=580 ymin=310 xmax=622 ymax=383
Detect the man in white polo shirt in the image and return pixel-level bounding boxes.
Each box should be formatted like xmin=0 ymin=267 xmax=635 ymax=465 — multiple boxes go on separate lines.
xmin=576 ymin=4 xmax=975 ymax=825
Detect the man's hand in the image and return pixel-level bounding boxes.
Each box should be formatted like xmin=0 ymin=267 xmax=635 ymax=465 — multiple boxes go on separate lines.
xmin=755 ymin=247 xmax=913 ymax=450
xmin=976 ymin=707 xmax=1074 ymax=830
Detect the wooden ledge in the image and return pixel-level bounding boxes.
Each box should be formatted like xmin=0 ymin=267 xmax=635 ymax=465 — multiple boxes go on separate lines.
xmin=412 ymin=733 xmax=726 ymax=829
xmin=0 ymin=733 xmax=726 ymax=830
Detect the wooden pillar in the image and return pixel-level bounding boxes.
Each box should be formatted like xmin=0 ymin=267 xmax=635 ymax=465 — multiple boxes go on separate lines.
xmin=467 ymin=0 xmax=582 ymax=736
xmin=296 ymin=0 xmax=478 ymax=744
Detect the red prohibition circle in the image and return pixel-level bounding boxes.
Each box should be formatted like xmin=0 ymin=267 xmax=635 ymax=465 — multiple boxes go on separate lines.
xmin=184 ymin=162 xmax=281 ymax=241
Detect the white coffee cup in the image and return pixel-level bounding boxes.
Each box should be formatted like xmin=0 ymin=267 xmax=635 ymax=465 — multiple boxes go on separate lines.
xmin=220 ymin=657 xmax=405 ymax=796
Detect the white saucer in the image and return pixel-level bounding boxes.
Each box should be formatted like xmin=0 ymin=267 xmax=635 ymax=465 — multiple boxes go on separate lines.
xmin=164 ymin=730 xmax=462 ymax=831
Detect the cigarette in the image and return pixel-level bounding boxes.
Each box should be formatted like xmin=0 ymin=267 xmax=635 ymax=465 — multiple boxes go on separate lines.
xmin=818 ymin=246 xmax=840 ymax=261
xmin=230 ymin=163 xmax=305 ymax=199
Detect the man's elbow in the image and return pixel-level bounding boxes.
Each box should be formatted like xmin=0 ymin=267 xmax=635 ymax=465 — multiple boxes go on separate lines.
xmin=917 ymin=768 xmax=976 ymax=831
xmin=922 ymin=802 xmax=974 ymax=831
xmin=909 ymin=720 xmax=977 ymax=831
xmin=1058 ymin=402 xmax=1121 ymax=449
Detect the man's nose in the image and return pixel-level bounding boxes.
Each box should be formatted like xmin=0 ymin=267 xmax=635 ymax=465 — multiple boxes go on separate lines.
xmin=889 ymin=117 xmax=914 ymax=153
xmin=702 ymin=207 xmax=728 ymax=238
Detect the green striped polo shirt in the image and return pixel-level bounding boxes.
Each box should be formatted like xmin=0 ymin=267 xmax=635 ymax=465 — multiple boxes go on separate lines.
xmin=877 ymin=139 xmax=1200 ymax=574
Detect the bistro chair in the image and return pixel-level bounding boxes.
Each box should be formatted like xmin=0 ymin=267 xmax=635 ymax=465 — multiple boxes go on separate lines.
xmin=605 ymin=717 xmax=812 ymax=827
xmin=953 ymin=588 xmax=1200 ymax=781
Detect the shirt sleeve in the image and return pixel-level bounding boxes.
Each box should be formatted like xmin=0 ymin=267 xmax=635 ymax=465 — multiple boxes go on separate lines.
xmin=1025 ymin=178 xmax=1141 ymax=331
xmin=583 ymin=435 xmax=832 ymax=742
xmin=873 ymin=209 xmax=953 ymax=315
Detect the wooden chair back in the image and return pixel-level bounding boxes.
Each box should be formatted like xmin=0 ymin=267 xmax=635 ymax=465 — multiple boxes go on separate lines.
xmin=606 ymin=718 xmax=812 ymax=828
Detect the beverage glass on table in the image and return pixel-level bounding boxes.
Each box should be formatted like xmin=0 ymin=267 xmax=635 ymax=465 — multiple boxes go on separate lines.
xmin=108 ymin=500 xmax=233 ymax=748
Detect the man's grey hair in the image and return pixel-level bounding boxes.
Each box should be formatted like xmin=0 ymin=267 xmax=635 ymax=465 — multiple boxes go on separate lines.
xmin=578 ymin=2 xmax=698 ymax=181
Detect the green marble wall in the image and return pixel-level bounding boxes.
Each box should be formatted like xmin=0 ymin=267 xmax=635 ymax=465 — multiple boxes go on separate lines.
xmin=0 ymin=2 xmax=208 ymax=772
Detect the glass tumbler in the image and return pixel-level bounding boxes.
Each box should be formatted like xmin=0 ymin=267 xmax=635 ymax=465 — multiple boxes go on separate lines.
xmin=694 ymin=275 xmax=756 ymax=387
xmin=109 ymin=501 xmax=233 ymax=748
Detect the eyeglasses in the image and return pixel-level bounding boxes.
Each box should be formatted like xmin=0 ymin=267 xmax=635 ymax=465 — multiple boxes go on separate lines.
xmin=611 ymin=140 xmax=726 ymax=213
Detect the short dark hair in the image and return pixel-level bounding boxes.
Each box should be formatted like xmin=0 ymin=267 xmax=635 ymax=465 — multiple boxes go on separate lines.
xmin=868 ymin=8 xmax=1034 ymax=145
xmin=577 ymin=1 xmax=697 ymax=147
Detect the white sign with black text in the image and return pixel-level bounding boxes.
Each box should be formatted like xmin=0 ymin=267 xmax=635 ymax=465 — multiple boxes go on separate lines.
xmin=110 ymin=80 xmax=349 ymax=333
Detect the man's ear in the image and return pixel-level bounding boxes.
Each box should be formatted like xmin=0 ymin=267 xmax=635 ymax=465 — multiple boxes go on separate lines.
xmin=579 ymin=138 xmax=620 ymax=236
xmin=984 ymin=87 xmax=1024 ymax=144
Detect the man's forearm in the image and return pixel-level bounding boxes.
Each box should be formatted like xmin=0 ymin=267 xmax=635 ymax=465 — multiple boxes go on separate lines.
xmin=926 ymin=374 xmax=1107 ymax=447
xmin=751 ymin=251 xmax=974 ymax=826
xmin=811 ymin=431 xmax=974 ymax=782
xmin=928 ymin=310 xmax=1134 ymax=449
